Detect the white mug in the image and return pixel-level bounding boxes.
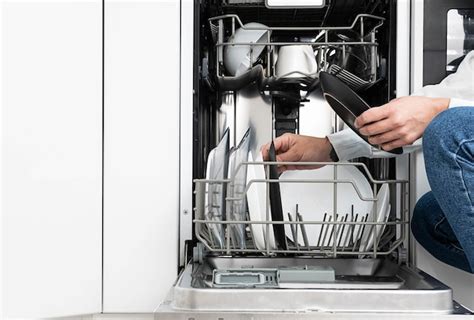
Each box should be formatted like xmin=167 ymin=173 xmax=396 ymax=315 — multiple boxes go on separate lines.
xmin=275 ymin=45 xmax=318 ymax=78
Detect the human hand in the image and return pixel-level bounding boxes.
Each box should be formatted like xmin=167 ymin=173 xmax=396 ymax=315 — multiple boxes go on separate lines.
xmin=260 ymin=133 xmax=333 ymax=173
xmin=354 ymin=96 xmax=450 ymax=151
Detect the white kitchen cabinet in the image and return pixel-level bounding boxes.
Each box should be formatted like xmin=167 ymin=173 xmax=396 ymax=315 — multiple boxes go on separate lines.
xmin=1 ymin=1 xmax=102 ymax=318
xmin=103 ymin=0 xmax=180 ymax=313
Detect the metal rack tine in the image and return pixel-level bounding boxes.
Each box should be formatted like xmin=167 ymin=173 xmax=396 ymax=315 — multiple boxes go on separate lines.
xmin=345 ymin=207 xmax=356 ymax=248
xmin=337 ymin=214 xmax=349 ymax=247
xmin=316 ymin=212 xmax=327 ymax=247
xmin=327 ymin=214 xmax=339 ymax=248
xmin=320 ymin=215 xmax=332 ymax=249
xmin=297 ymin=212 xmax=310 ymax=251
xmin=288 ymin=213 xmax=299 ymax=251
xmin=352 ymin=214 xmax=368 ymax=252
xmin=337 ymin=213 xmax=349 ymax=247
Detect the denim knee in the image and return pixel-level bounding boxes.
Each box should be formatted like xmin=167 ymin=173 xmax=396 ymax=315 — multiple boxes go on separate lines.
xmin=423 ymin=109 xmax=452 ymax=157
xmin=423 ymin=107 xmax=474 ymax=159
xmin=411 ymin=206 xmax=425 ymax=242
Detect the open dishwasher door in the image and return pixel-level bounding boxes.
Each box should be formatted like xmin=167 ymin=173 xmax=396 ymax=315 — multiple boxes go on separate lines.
xmin=156 ymin=158 xmax=472 ymax=318
xmin=156 ymin=256 xmax=473 ymax=319
xmin=156 ymin=0 xmax=474 ymax=318
xmin=157 ymin=159 xmax=472 ymax=318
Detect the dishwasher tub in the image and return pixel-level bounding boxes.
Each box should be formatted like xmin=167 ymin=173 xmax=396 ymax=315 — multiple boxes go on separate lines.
xmin=156 ymin=257 xmax=474 ymax=319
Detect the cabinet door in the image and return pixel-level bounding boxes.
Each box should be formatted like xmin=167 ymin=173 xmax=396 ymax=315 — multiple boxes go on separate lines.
xmin=103 ymin=0 xmax=180 ymax=312
xmin=2 ymin=1 xmax=102 ymax=318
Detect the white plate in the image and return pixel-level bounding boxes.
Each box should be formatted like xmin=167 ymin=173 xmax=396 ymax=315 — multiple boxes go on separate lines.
xmin=205 ymin=130 xmax=230 ymax=249
xmin=246 ymin=153 xmax=276 ymax=250
xmin=280 ymin=166 xmax=373 ymax=247
xmin=204 ymin=149 xmax=214 ymax=240
xmin=205 ymin=149 xmax=214 ymax=180
xmin=205 ymin=148 xmax=215 ymax=201
xmin=205 ymin=148 xmax=226 ymax=248
xmin=226 ymin=129 xmax=251 ymax=249
xmin=358 ymin=183 xmax=390 ymax=253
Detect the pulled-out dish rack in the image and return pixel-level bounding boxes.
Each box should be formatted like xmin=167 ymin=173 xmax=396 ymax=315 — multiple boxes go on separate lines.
xmin=208 ymin=14 xmax=385 ymax=91
xmin=194 ymin=161 xmax=409 ymax=259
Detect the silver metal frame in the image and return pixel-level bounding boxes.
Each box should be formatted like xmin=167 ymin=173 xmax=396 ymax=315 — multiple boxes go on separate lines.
xmin=208 ymin=14 xmax=385 ymax=82
xmin=194 ymin=161 xmax=409 ymax=259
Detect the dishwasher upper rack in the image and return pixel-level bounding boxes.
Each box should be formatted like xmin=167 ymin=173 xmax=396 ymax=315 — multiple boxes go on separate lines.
xmin=194 ymin=161 xmax=410 ymax=258
xmin=208 ymin=14 xmax=385 ymax=90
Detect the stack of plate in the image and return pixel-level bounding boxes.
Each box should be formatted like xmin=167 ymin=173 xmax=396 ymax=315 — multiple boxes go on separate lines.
xmin=246 ymin=162 xmax=391 ymax=252
xmin=246 ymin=152 xmax=277 ymax=250
xmin=207 ymin=129 xmax=391 ymax=253
xmin=226 ymin=129 xmax=251 ymax=249
xmin=204 ymin=129 xmax=230 ymax=249
xmin=205 ymin=128 xmax=252 ymax=250
xmin=280 ymin=168 xmax=391 ymax=252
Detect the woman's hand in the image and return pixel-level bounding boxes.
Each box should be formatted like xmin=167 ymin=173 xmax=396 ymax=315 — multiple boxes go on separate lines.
xmin=260 ymin=133 xmax=332 ymax=173
xmin=354 ymin=96 xmax=450 ymax=151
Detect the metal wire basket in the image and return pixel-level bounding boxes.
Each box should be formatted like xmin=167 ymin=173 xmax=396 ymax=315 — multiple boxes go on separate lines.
xmin=194 ymin=161 xmax=409 ymax=258
xmin=208 ymin=14 xmax=385 ymax=90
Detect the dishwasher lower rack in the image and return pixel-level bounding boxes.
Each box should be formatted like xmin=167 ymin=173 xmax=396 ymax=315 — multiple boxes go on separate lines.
xmin=194 ymin=161 xmax=410 ymax=259
xmin=156 ymin=257 xmax=474 ymax=318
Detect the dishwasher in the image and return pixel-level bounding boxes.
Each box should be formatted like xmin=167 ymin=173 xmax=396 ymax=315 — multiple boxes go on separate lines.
xmin=157 ymin=0 xmax=474 ymax=318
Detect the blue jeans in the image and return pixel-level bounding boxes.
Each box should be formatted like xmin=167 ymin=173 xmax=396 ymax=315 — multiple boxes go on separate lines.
xmin=411 ymin=107 xmax=474 ymax=273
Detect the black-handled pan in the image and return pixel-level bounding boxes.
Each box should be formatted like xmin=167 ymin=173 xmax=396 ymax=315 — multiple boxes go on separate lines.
xmin=268 ymin=142 xmax=288 ymax=250
xmin=319 ymin=71 xmax=403 ymax=155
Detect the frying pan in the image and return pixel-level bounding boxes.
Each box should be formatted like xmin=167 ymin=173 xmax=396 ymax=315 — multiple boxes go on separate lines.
xmin=319 ymin=71 xmax=403 ymax=155
xmin=268 ymin=142 xmax=288 ymax=250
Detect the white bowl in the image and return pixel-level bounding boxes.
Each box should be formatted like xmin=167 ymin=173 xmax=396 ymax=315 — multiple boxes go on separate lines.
xmin=276 ymin=45 xmax=318 ymax=78
xmin=224 ymin=22 xmax=270 ymax=76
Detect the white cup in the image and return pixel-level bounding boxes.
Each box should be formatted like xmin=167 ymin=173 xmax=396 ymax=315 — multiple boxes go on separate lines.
xmin=275 ymin=45 xmax=318 ymax=78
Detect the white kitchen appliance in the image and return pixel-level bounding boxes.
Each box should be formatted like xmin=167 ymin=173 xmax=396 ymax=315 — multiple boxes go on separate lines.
xmin=157 ymin=0 xmax=474 ymax=318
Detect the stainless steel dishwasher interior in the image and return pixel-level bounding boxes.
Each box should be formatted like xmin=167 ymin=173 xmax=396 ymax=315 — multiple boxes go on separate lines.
xmin=169 ymin=257 xmax=456 ymax=313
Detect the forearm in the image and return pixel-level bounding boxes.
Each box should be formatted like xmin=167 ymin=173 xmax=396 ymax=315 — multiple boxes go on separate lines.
xmin=328 ymin=74 xmax=473 ymax=161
